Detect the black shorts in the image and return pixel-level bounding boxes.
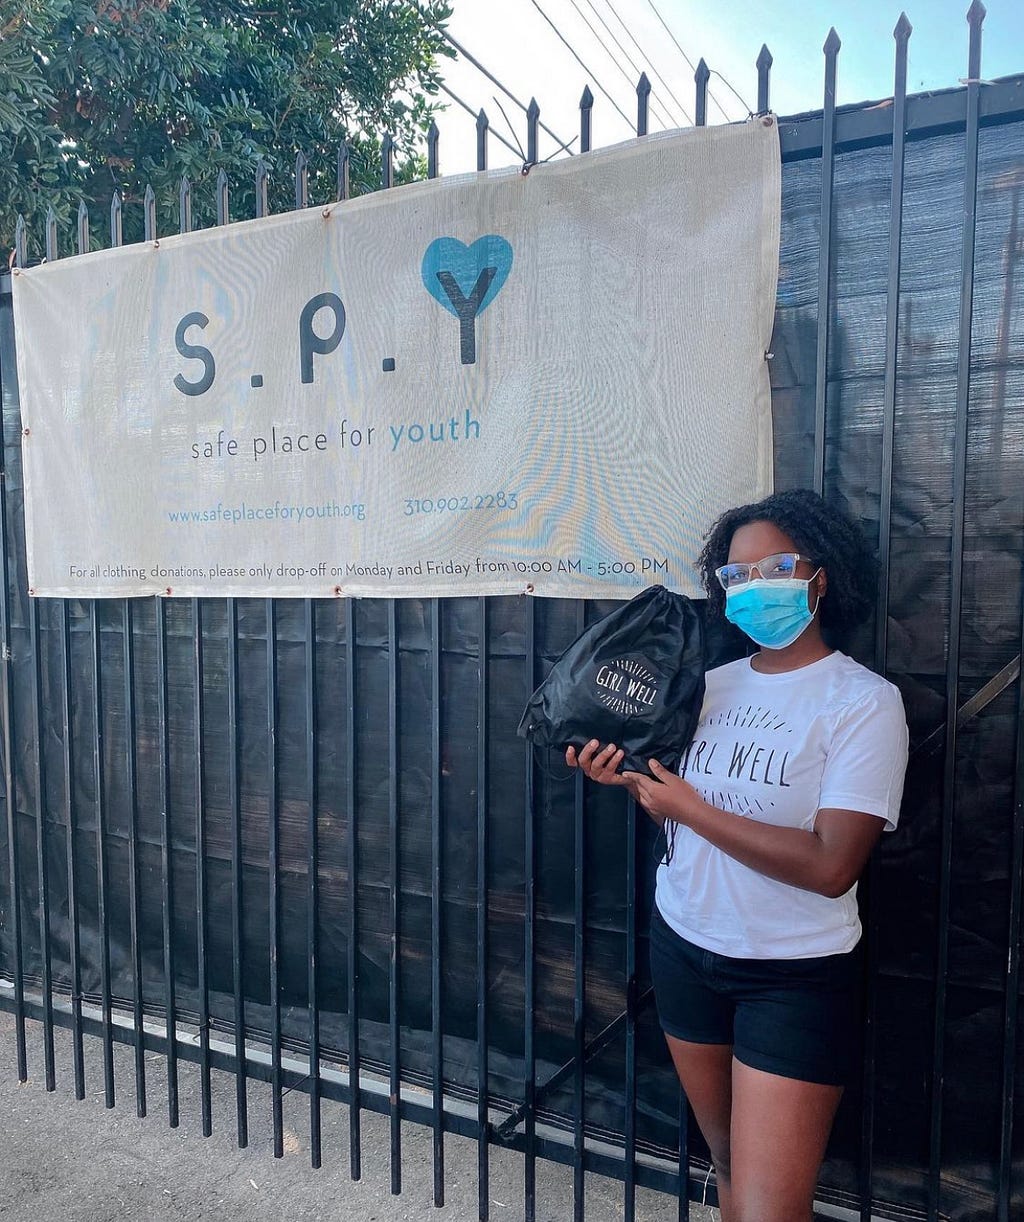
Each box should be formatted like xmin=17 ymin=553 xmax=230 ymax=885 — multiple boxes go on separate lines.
xmin=649 ymin=905 xmax=863 ymax=1087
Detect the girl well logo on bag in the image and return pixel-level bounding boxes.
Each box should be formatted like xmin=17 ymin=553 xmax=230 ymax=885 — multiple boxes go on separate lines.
xmin=593 ymin=658 xmax=660 ymax=717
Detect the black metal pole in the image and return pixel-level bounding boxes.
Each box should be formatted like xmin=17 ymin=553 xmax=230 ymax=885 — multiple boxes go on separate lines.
xmin=677 ymin=1089 xmax=691 ymax=1222
xmin=999 ymin=488 xmax=1024 ymax=1222
xmin=32 ymin=227 xmax=55 ymax=1096
xmin=90 ymin=598 xmax=114 ymax=1108
xmin=928 ymin=6 xmax=985 ymax=1219
xmin=345 ymin=597 xmax=361 ymax=1180
xmin=757 ymin=45 xmax=773 ymax=116
xmin=813 ymin=29 xmax=841 ymax=494
xmin=194 ymin=599 xmax=211 ymax=1137
xmin=60 ymin=602 xmax=85 ymax=1099
xmin=156 ymin=600 xmax=178 ymax=1126
xmin=624 ymin=792 xmax=638 ymax=1222
xmin=477 ymin=597 xmax=490 ymax=1222
xmin=388 ymin=600 xmax=401 ymax=1195
xmin=695 ymin=61 xmax=709 ymax=129
xmin=572 ymin=604 xmax=587 ymax=1222
xmin=430 ymin=596 xmax=444 ymax=1207
xmin=305 ymin=598 xmax=322 ymax=1169
xmin=580 ymin=88 xmax=593 ymax=154
xmin=267 ymin=598 xmax=283 ymax=1160
xmin=122 ymin=598 xmax=146 ymax=1117
xmin=861 ymin=17 xmax=911 ymax=1221
xmin=227 ymin=596 xmax=248 ymax=1147
xmin=2 ymin=227 xmax=26 ymax=1086
xmin=29 ymin=597 xmax=54 ymax=1092
xmin=524 ymin=599 xmax=537 ymax=1222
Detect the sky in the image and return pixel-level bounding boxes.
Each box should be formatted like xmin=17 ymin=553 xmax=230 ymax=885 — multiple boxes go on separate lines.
xmin=431 ymin=0 xmax=1024 ymax=173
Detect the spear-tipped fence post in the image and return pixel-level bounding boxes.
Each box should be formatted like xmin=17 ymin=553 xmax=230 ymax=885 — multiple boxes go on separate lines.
xmin=77 ymin=201 xmax=89 ymax=255
xmin=295 ymin=152 xmax=308 ymax=210
xmin=143 ymin=185 xmax=156 ymax=242
xmin=110 ymin=191 xmax=122 ymax=248
xmin=695 ymin=59 xmax=710 ymax=127
xmin=813 ymin=26 xmax=842 ymax=496
xmin=255 ymin=159 xmax=269 ymax=218
xmin=216 ymin=170 xmax=229 ymax=226
xmin=337 ymin=144 xmax=350 ymax=201
xmin=179 ymin=177 xmax=192 ymax=235
xmin=526 ymin=98 xmax=539 ymax=166
xmin=14 ymin=215 xmax=26 ymax=268
xmin=381 ymin=135 xmax=394 ymax=190
xmin=45 ymin=208 xmax=58 ymax=262
xmin=427 ymin=122 xmax=439 ymax=180
xmin=476 ymin=110 xmax=489 ymax=172
xmin=757 ymin=45 xmax=774 ymax=114
xmin=580 ymin=86 xmax=594 ymax=153
xmin=636 ymin=72 xmax=651 ymax=137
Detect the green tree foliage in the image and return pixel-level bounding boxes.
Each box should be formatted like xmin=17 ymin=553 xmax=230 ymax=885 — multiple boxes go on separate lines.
xmin=0 ymin=0 xmax=453 ymax=252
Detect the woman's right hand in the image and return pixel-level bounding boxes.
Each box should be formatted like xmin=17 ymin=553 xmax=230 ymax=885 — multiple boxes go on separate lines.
xmin=566 ymin=740 xmax=633 ymax=786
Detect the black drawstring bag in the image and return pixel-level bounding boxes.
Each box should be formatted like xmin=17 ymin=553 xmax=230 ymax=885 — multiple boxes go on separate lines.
xmin=517 ymin=585 xmax=705 ymax=776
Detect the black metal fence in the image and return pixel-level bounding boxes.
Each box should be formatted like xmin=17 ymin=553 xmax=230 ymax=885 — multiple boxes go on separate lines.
xmin=2 ymin=9 xmax=1024 ymax=1222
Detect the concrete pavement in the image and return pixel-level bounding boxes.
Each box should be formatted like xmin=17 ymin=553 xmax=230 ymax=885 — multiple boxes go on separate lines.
xmin=0 ymin=1009 xmax=717 ymax=1222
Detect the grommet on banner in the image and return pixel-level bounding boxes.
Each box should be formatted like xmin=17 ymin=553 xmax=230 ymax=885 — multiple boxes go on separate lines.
xmin=164 ymin=586 xmax=172 ymax=596
xmin=525 ymin=582 xmax=535 ymax=594
xmin=152 ymin=240 xmax=160 ymax=249
xmin=764 ymin=350 xmax=775 ymax=361
xmin=762 ymin=114 xmax=775 ymax=127
xmin=520 ymin=161 xmax=535 ymax=177
xmin=22 ymin=427 xmax=29 ymax=437
xmin=333 ymin=584 xmax=344 ymax=597
xmin=322 ymin=208 xmax=332 ymax=219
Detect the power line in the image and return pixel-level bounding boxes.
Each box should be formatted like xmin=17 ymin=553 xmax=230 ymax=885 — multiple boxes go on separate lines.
xmin=590 ymin=0 xmax=692 ymax=126
xmin=709 ymin=68 xmax=753 ymax=118
xmin=437 ymin=83 xmax=527 ymax=160
xmin=566 ymin=0 xmax=678 ymax=131
xmin=527 ymin=0 xmax=635 ymax=133
xmin=433 ymin=24 xmax=575 ymax=155
xmin=643 ymin=0 xmax=735 ymax=123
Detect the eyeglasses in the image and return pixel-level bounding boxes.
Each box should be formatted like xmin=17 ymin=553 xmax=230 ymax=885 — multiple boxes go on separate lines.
xmin=714 ymin=552 xmax=817 ymax=590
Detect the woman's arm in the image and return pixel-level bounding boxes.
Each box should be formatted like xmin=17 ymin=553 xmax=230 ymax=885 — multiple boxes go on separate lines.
xmin=625 ymin=759 xmax=884 ymax=899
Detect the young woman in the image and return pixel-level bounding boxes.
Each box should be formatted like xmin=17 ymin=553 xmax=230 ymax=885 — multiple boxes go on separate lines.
xmin=567 ymin=489 xmax=908 ymax=1222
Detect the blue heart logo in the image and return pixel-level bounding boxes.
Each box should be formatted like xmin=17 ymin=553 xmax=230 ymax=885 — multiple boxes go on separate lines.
xmin=421 ymin=235 xmax=513 ymax=317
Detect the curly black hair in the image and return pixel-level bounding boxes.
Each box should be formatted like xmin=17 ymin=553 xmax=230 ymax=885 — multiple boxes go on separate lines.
xmin=696 ymin=488 xmax=877 ymax=636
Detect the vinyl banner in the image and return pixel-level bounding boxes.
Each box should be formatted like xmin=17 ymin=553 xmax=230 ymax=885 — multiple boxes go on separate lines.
xmin=12 ymin=119 xmax=779 ymax=599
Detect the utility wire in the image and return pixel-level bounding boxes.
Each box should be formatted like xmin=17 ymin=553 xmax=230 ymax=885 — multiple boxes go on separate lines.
xmin=643 ymin=0 xmax=734 ymax=122
xmin=588 ymin=0 xmax=692 ymax=126
xmin=710 ymin=68 xmax=754 ymax=118
xmin=527 ymin=0 xmax=635 ymax=133
xmin=437 ymin=82 xmax=526 ymax=159
xmin=566 ymin=0 xmax=678 ymax=130
xmin=432 ymin=23 xmax=575 ymax=155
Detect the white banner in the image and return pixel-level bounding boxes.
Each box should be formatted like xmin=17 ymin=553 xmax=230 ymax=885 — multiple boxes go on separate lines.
xmin=13 ymin=119 xmax=779 ymax=600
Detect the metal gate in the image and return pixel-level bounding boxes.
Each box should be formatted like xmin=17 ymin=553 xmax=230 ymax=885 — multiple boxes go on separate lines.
xmin=2 ymin=9 xmax=1024 ymax=1221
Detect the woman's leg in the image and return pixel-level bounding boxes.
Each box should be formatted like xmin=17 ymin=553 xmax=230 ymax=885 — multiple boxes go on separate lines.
xmin=728 ymin=1060 xmax=843 ymax=1222
xmin=663 ymin=1035 xmax=736 ymax=1221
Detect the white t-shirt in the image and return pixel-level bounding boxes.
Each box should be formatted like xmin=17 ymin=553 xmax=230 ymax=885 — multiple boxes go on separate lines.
xmin=655 ymin=650 xmax=908 ymax=959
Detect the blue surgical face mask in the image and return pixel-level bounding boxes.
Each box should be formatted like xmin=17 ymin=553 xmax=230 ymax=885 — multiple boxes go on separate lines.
xmin=724 ymin=576 xmax=820 ymax=650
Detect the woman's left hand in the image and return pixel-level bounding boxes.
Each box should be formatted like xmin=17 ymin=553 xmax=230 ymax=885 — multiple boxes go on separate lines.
xmin=622 ymin=759 xmax=704 ymax=825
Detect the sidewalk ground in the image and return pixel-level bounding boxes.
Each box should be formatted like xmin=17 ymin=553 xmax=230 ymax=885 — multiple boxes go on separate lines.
xmin=0 ymin=1009 xmax=718 ymax=1222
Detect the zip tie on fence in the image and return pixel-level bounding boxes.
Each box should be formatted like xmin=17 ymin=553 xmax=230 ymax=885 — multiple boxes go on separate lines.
xmin=959 ymin=77 xmax=995 ymax=86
